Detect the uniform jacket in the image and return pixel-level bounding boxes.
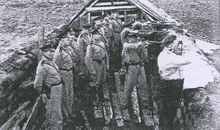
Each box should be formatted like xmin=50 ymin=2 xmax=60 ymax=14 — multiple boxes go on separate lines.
xmin=34 ymin=56 xmax=62 ymax=92
xmin=122 ymin=41 xmax=148 ymax=64
xmin=85 ymin=41 xmax=109 ymax=74
xmin=54 ymin=44 xmax=74 ymax=71
xmin=110 ymin=18 xmax=123 ymax=33
xmin=102 ymin=23 xmax=114 ymax=38
xmin=77 ymin=30 xmax=92 ymax=63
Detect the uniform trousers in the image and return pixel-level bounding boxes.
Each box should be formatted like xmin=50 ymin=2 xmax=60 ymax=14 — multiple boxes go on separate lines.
xmin=45 ymin=84 xmax=63 ymax=130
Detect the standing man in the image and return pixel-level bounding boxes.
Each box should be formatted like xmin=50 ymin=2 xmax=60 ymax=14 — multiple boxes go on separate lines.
xmin=109 ymin=10 xmax=123 ymax=72
xmin=85 ymin=35 xmax=109 ymax=128
xmin=85 ymin=34 xmax=109 ymax=106
xmin=157 ymin=33 xmax=191 ymax=130
xmin=121 ymin=31 xmax=154 ymax=126
xmin=77 ymin=23 xmax=92 ymax=78
xmin=34 ymin=42 xmax=63 ymax=130
xmin=53 ymin=38 xmax=75 ymax=129
xmin=102 ymin=16 xmax=114 ymax=53
xmin=67 ymin=30 xmax=82 ymax=89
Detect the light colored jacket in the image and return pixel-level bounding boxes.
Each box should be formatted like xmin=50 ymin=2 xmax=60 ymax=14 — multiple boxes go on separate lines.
xmin=34 ymin=56 xmax=62 ymax=92
xmin=85 ymin=41 xmax=109 ymax=74
xmin=122 ymin=41 xmax=148 ymax=64
xmin=54 ymin=44 xmax=74 ymax=70
xmin=158 ymin=48 xmax=190 ymax=80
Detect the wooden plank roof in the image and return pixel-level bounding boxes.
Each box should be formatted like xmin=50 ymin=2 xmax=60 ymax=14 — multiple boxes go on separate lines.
xmin=66 ymin=0 xmax=179 ymax=29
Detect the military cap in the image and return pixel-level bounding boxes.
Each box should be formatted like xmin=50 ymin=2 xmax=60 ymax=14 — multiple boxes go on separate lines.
xmin=112 ymin=10 xmax=119 ymax=13
xmin=39 ymin=42 xmax=52 ymax=50
xmin=128 ymin=30 xmax=139 ymax=37
xmin=82 ymin=23 xmax=92 ymax=28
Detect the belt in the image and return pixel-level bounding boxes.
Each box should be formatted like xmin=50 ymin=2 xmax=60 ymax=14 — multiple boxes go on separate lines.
xmin=59 ymin=67 xmax=74 ymax=71
xmin=93 ymin=59 xmax=104 ymax=65
xmin=114 ymin=31 xmax=120 ymax=33
xmin=50 ymin=81 xmax=62 ymax=87
xmin=125 ymin=61 xmax=143 ymax=66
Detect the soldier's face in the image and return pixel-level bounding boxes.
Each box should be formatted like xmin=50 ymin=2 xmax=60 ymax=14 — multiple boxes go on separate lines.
xmin=44 ymin=48 xmax=55 ymax=59
xmin=114 ymin=12 xmax=119 ymax=18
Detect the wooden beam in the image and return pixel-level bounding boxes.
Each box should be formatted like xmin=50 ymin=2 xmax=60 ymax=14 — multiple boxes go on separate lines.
xmin=124 ymin=10 xmax=127 ymax=22
xmin=80 ymin=10 xmax=87 ymax=17
xmin=88 ymin=12 xmax=91 ymax=23
xmin=95 ymin=1 xmax=129 ymax=6
xmin=89 ymin=0 xmax=99 ymax=7
xmin=86 ymin=6 xmax=137 ymax=12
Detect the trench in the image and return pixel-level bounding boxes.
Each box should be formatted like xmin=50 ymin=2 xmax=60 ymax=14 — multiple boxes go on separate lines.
xmin=0 ymin=24 xmax=68 ymax=129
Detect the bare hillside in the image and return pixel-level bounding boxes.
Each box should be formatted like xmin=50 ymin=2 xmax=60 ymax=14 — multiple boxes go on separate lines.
xmin=150 ymin=0 xmax=220 ymax=45
xmin=0 ymin=0 xmax=84 ymax=62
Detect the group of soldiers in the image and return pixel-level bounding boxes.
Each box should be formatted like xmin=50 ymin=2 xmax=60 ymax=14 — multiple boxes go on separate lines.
xmin=33 ymin=10 xmax=210 ymax=130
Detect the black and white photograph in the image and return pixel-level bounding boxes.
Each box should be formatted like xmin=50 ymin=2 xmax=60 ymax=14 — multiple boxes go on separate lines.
xmin=0 ymin=0 xmax=219 ymax=129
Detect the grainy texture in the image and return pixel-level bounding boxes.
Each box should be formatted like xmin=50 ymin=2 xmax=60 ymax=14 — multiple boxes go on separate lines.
xmin=149 ymin=0 xmax=220 ymax=45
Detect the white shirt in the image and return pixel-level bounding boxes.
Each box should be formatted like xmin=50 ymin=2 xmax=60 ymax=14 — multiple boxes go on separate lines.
xmin=158 ymin=48 xmax=190 ymax=80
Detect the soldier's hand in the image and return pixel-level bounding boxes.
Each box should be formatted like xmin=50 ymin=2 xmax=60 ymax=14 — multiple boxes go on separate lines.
xmin=42 ymin=93 xmax=48 ymax=104
xmin=136 ymin=41 xmax=145 ymax=48
xmin=90 ymin=73 xmax=96 ymax=82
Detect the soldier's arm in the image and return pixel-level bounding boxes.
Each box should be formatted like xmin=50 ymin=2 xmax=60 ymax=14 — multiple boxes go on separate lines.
xmin=109 ymin=20 xmax=113 ymax=30
xmin=77 ymin=35 xmax=85 ymax=64
xmin=123 ymin=42 xmax=138 ymax=50
xmin=105 ymin=50 xmax=109 ymax=71
xmin=85 ymin=45 xmax=96 ymax=75
xmin=140 ymin=47 xmax=148 ymax=62
xmin=53 ymin=48 xmax=62 ymax=69
xmin=34 ymin=65 xmax=47 ymax=94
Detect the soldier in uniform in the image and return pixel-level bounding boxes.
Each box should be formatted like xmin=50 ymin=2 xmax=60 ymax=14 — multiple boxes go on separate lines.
xmin=85 ymin=34 xmax=109 ymax=128
xmin=121 ymin=18 xmax=135 ymax=44
xmin=93 ymin=20 xmax=109 ymax=51
xmin=67 ymin=30 xmax=82 ymax=90
xmin=85 ymin=34 xmax=109 ymax=105
xmin=53 ymin=37 xmax=75 ymax=129
xmin=121 ymin=31 xmax=154 ymax=126
xmin=34 ymin=42 xmax=63 ymax=130
xmin=102 ymin=16 xmax=114 ymax=53
xmin=109 ymin=10 xmax=123 ymax=72
xmin=77 ymin=23 xmax=92 ymax=78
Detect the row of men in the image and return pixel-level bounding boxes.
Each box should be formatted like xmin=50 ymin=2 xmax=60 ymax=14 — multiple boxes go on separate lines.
xmin=33 ymin=11 xmax=126 ymax=130
xmin=33 ymin=10 xmax=210 ymax=130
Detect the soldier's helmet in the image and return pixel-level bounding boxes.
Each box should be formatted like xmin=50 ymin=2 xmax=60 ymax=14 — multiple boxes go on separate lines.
xmin=82 ymin=23 xmax=92 ymax=29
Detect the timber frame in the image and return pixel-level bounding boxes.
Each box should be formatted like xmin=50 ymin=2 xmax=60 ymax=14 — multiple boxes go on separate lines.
xmin=66 ymin=0 xmax=178 ymax=30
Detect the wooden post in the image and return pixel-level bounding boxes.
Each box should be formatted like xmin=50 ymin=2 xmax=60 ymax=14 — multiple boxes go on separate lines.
xmin=38 ymin=27 xmax=45 ymax=49
xmin=88 ymin=12 xmax=91 ymax=23
xmin=124 ymin=10 xmax=127 ymax=22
